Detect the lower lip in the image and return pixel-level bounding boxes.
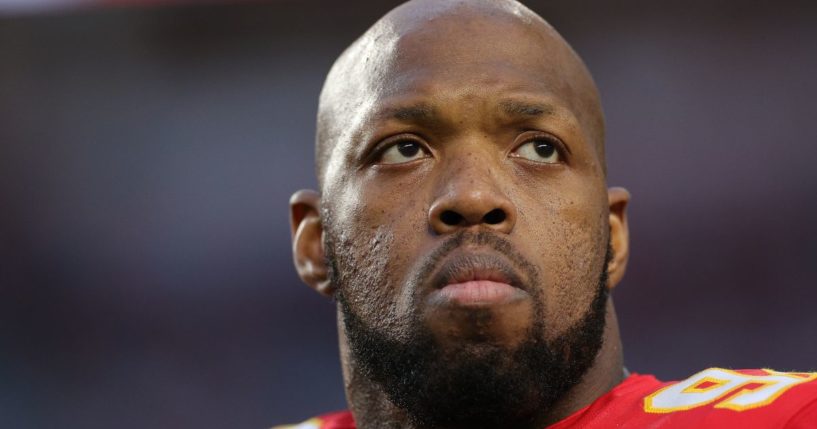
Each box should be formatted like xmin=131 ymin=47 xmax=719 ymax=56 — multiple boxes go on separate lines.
xmin=433 ymin=280 xmax=523 ymax=306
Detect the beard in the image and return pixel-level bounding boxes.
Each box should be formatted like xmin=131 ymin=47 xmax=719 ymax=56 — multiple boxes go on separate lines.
xmin=328 ymin=229 xmax=611 ymax=429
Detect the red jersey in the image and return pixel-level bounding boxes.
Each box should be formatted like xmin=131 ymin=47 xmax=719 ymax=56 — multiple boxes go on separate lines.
xmin=276 ymin=368 xmax=817 ymax=428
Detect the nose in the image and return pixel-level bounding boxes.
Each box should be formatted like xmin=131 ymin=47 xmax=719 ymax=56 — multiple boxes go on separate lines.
xmin=428 ymin=165 xmax=517 ymax=235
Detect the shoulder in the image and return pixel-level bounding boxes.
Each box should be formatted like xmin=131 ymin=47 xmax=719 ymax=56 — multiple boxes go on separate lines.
xmin=551 ymin=368 xmax=817 ymax=428
xmin=272 ymin=411 xmax=355 ymax=429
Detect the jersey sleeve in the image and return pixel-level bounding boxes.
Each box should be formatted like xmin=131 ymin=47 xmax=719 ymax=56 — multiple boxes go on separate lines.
xmin=785 ymin=398 xmax=817 ymax=429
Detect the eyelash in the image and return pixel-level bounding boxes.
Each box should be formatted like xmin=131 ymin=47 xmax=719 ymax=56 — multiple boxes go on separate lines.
xmin=512 ymin=132 xmax=568 ymax=159
xmin=368 ymin=135 xmax=430 ymax=163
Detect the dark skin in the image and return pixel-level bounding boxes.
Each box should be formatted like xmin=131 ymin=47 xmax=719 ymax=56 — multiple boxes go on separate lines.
xmin=290 ymin=0 xmax=630 ymax=427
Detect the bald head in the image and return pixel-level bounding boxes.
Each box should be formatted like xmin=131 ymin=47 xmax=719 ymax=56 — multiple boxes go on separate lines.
xmin=316 ymin=0 xmax=606 ymax=190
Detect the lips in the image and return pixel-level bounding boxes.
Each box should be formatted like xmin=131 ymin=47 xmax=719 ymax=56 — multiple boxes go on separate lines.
xmin=428 ymin=253 xmax=528 ymax=306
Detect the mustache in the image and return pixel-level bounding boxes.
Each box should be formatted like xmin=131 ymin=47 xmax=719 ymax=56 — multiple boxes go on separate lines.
xmin=411 ymin=231 xmax=540 ymax=292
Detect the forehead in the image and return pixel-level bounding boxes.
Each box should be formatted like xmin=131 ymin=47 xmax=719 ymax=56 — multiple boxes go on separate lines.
xmin=367 ymin=64 xmax=584 ymax=141
xmin=378 ymin=11 xmax=577 ymax=98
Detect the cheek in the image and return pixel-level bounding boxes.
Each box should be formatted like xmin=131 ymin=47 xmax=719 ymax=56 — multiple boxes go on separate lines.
xmin=517 ymin=190 xmax=608 ymax=338
xmin=335 ymin=225 xmax=396 ymax=323
xmin=329 ymin=181 xmax=429 ymax=333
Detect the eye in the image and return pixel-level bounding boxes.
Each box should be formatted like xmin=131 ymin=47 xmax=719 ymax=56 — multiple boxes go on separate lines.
xmin=378 ymin=140 xmax=429 ymax=164
xmin=512 ymin=138 xmax=561 ymax=164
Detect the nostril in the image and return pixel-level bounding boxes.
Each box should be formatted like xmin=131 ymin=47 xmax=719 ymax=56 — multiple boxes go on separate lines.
xmin=440 ymin=210 xmax=464 ymax=226
xmin=483 ymin=209 xmax=506 ymax=225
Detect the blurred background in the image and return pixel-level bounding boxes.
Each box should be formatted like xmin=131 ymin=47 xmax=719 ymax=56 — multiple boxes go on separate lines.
xmin=1 ymin=0 xmax=816 ymax=427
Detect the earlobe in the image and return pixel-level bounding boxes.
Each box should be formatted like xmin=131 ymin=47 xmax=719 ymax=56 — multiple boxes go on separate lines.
xmin=606 ymin=187 xmax=631 ymax=290
xmin=290 ymin=189 xmax=334 ymax=297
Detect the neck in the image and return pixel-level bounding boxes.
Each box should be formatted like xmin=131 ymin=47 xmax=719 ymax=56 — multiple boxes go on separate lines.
xmin=339 ymin=300 xmax=625 ymax=429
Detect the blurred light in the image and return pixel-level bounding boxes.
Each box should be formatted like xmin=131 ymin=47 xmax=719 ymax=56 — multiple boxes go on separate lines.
xmin=0 ymin=0 xmax=261 ymax=14
xmin=0 ymin=0 xmax=93 ymax=14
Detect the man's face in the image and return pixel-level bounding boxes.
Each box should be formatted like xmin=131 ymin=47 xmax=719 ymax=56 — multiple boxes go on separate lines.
xmin=301 ymin=5 xmax=624 ymax=427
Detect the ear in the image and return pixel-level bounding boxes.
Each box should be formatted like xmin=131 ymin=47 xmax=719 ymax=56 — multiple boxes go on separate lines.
xmin=606 ymin=187 xmax=630 ymax=290
xmin=290 ymin=189 xmax=333 ymax=297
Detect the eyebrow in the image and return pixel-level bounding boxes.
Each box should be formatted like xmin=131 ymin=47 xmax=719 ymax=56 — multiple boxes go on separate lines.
xmin=499 ymin=100 xmax=556 ymax=117
xmin=374 ymin=99 xmax=556 ymax=124
xmin=378 ymin=104 xmax=436 ymax=122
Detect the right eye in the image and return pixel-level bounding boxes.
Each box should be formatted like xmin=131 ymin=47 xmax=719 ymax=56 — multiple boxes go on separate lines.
xmin=378 ymin=140 xmax=429 ymax=164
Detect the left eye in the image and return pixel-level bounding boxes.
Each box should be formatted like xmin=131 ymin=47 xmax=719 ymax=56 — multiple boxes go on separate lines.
xmin=512 ymin=139 xmax=560 ymax=164
xmin=378 ymin=140 xmax=428 ymax=164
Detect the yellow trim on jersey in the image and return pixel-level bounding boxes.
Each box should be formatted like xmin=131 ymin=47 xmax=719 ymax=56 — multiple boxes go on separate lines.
xmin=714 ymin=370 xmax=817 ymax=412
xmin=682 ymin=376 xmax=730 ymax=394
xmin=644 ymin=369 xmax=727 ymax=413
xmin=271 ymin=417 xmax=324 ymax=429
xmin=644 ymin=368 xmax=817 ymax=414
